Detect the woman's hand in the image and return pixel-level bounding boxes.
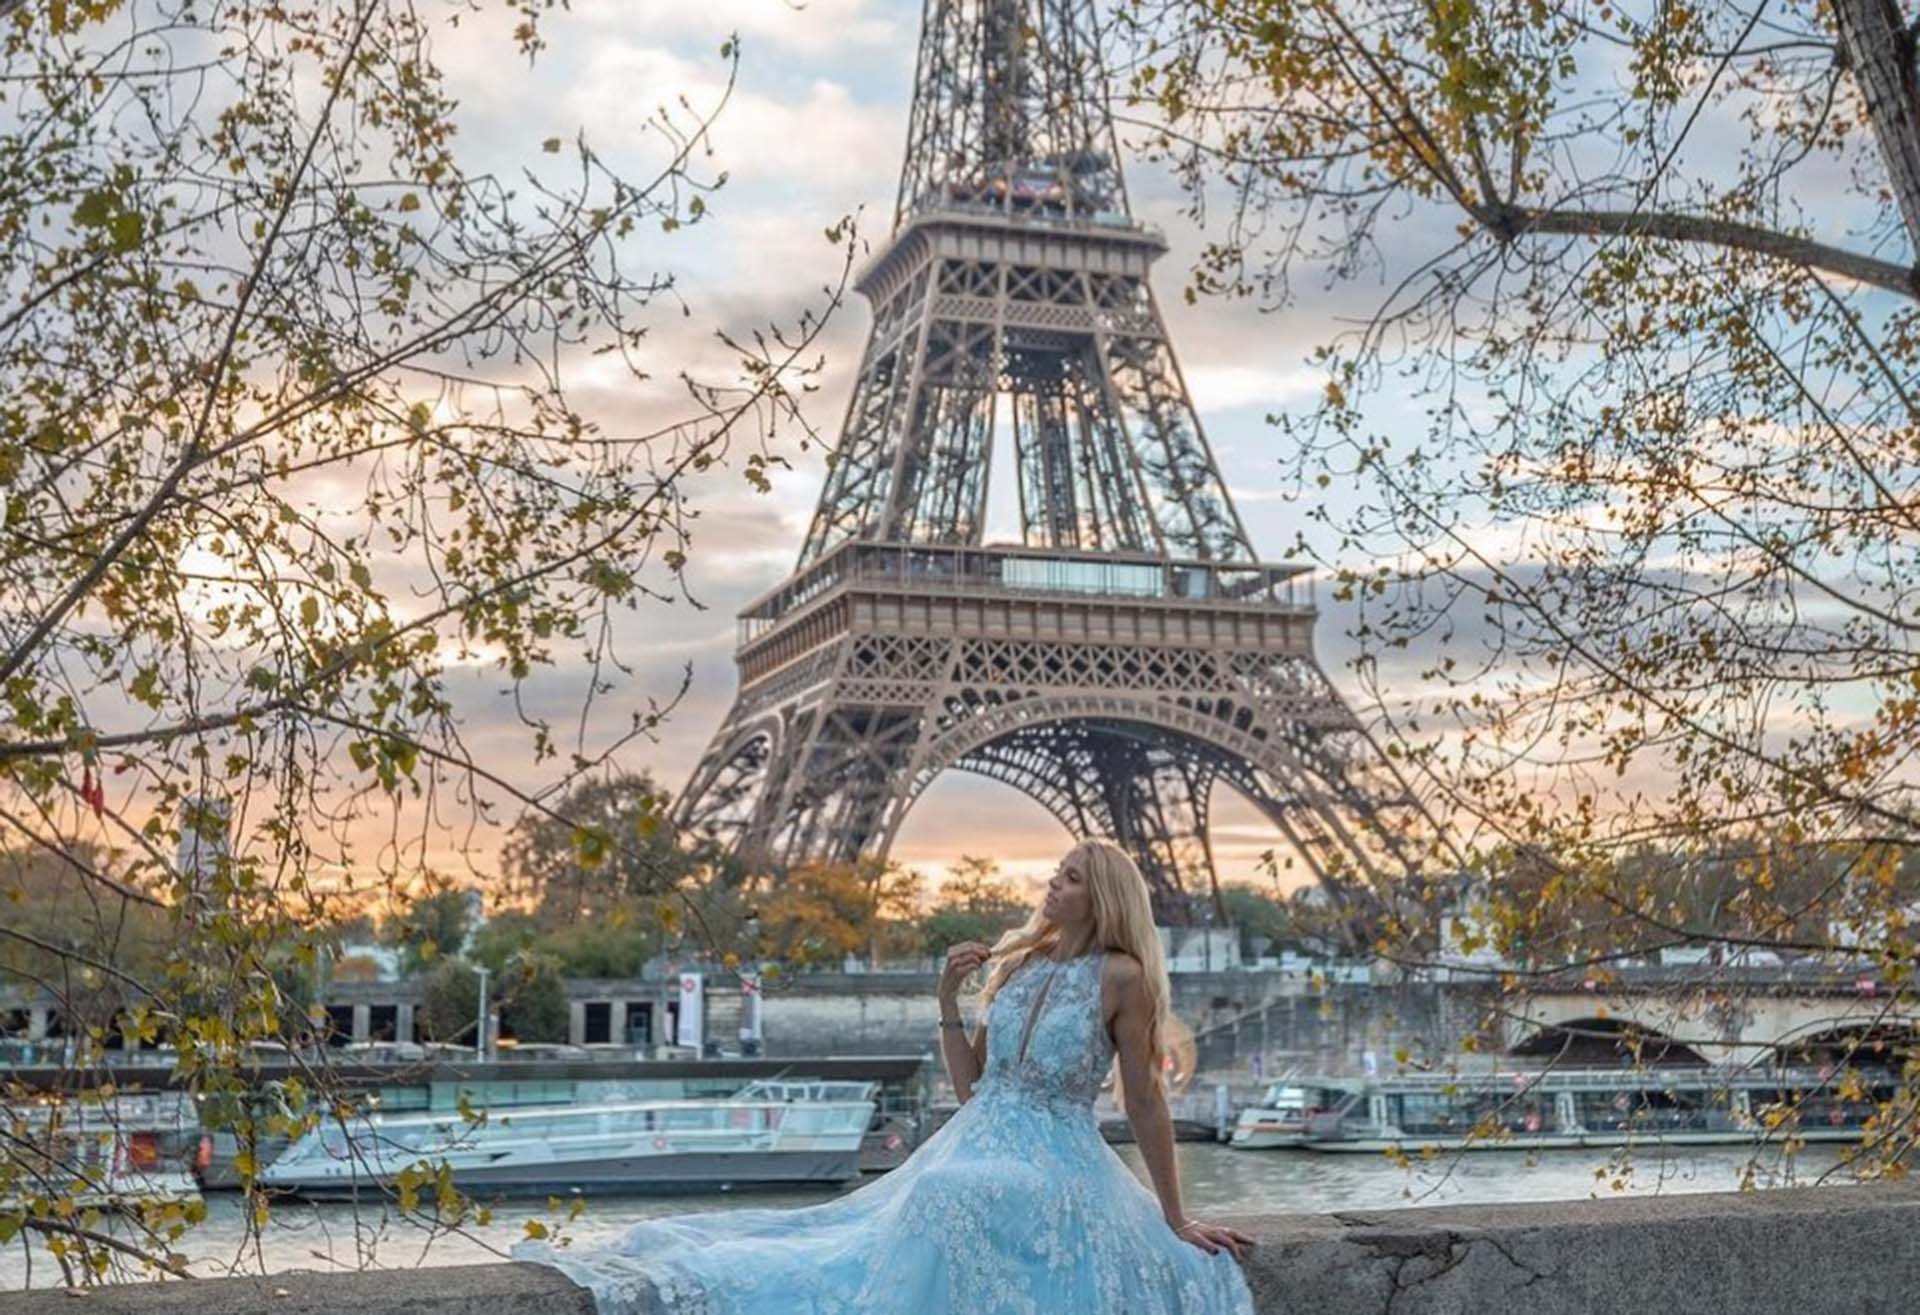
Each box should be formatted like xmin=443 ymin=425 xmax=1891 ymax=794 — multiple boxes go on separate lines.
xmin=938 ymin=941 xmax=993 ymax=1003
xmin=1168 ymin=1216 xmax=1254 ymax=1262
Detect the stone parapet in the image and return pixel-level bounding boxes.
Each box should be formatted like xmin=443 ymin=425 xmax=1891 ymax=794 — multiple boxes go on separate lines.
xmin=4 ymin=1181 xmax=1917 ymax=1312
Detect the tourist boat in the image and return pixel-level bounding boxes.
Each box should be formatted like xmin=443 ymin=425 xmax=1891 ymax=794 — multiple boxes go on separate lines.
xmin=258 ymin=1077 xmax=880 ymax=1198
xmin=1266 ymin=1064 xmax=1898 ymax=1153
xmin=2 ymin=1091 xmax=202 ymax=1210
xmin=1229 ymin=1081 xmax=1326 ymax=1149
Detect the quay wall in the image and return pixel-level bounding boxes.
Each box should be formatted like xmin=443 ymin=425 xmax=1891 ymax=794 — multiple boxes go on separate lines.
xmin=5 ymin=1181 xmax=1916 ymax=1313
xmin=762 ymin=974 xmax=1484 ymax=1076
xmin=0 ymin=972 xmax=1496 ymax=1073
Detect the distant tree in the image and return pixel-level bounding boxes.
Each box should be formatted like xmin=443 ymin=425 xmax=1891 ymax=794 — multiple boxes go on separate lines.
xmin=418 ymin=957 xmax=482 ymax=1046
xmin=386 ymin=887 xmax=476 ymax=974
xmin=500 ymin=771 xmax=721 ymax=925
xmin=758 ymin=859 xmax=920 ymax=968
xmin=468 ymin=911 xmax=542 ymax=975
xmin=537 ymin=912 xmax=660 ymax=979
xmin=0 ymin=842 xmax=172 ymax=989
xmin=497 ymin=952 xmax=569 ymax=1045
xmin=328 ymin=954 xmax=385 ymax=985
xmin=917 ymin=855 xmax=1030 ymax=956
xmin=1217 ymin=884 xmax=1294 ymax=960
xmin=472 ymin=905 xmax=659 ymax=979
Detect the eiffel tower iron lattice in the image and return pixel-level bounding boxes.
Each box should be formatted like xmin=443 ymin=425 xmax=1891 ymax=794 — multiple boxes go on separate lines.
xmin=673 ymin=0 xmax=1439 ymax=925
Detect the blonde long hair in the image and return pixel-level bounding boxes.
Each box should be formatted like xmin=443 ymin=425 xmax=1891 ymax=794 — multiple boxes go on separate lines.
xmin=970 ymin=838 xmax=1196 ymax=1108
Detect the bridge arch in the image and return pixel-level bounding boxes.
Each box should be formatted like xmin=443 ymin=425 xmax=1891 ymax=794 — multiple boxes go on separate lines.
xmin=1509 ymin=1016 xmax=1709 ymax=1067
xmin=1760 ymin=1020 xmax=1920 ymax=1071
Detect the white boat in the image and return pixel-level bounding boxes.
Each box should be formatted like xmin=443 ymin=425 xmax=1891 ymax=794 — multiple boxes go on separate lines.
xmin=259 ymin=1077 xmax=879 ymax=1198
xmin=1229 ymin=1081 xmax=1329 ymax=1149
xmin=2 ymin=1091 xmax=201 ymax=1211
xmin=1267 ymin=1064 xmax=1897 ymax=1153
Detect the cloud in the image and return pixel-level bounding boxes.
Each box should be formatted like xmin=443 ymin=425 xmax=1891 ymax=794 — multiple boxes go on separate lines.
xmin=563 ymin=45 xmax=897 ymax=201
xmin=574 ymin=0 xmax=900 ymax=56
xmin=1182 ymin=363 xmax=1322 ymax=415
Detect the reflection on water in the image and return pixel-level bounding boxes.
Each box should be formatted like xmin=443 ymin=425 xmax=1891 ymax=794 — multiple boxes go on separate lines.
xmin=0 ymin=1141 xmax=1857 ymax=1288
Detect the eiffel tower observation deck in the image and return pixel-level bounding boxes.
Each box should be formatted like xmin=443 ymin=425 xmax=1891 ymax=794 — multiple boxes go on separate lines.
xmin=675 ymin=0 xmax=1434 ymax=925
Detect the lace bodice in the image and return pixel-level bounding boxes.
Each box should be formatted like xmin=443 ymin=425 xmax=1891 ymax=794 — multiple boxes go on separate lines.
xmin=974 ymin=948 xmax=1112 ymax=1114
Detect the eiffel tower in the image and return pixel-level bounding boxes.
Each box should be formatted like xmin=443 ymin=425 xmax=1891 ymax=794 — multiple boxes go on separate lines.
xmin=674 ymin=0 xmax=1435 ymax=925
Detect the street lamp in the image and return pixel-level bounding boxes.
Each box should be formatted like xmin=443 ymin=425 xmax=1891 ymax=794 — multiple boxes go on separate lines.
xmin=474 ymin=965 xmax=490 ymax=1061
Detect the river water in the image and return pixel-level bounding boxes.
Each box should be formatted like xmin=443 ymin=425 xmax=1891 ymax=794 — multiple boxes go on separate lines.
xmin=0 ymin=1140 xmax=1859 ymax=1288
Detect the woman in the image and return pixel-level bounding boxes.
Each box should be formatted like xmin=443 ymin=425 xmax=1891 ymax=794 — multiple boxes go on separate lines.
xmin=516 ymin=838 xmax=1257 ymax=1313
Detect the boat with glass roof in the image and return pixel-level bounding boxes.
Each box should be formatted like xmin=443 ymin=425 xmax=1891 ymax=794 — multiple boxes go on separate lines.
xmin=258 ymin=1077 xmax=879 ymax=1197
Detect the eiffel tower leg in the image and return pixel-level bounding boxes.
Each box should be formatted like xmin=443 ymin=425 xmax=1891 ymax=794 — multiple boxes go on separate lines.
xmin=772 ymin=704 xmax=926 ymax=865
xmin=1237 ymin=653 xmax=1443 ymax=893
xmin=675 ymin=714 xmax=783 ymax=852
xmin=675 ymin=640 xmax=847 ymax=866
xmin=1097 ymin=739 xmax=1216 ymax=925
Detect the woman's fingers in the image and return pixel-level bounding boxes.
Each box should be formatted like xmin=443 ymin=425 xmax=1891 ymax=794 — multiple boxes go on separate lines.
xmin=1182 ymin=1222 xmax=1254 ymax=1261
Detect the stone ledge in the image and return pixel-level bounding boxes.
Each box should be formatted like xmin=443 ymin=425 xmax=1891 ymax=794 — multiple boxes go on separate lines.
xmin=0 ymin=1264 xmax=594 ymax=1313
xmin=6 ymin=1181 xmax=1919 ymax=1312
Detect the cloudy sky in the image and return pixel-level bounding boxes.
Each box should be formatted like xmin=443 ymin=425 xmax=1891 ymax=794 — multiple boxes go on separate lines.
xmin=392 ymin=0 xmax=1888 ymax=907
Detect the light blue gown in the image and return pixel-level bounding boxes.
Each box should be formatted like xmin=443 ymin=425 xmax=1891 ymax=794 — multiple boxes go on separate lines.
xmin=514 ymin=947 xmax=1257 ymax=1313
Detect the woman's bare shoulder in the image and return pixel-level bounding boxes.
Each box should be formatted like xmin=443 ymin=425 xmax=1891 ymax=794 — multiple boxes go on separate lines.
xmin=1101 ymin=949 xmax=1145 ymax=989
xmin=1099 ymin=952 xmax=1146 ymax=1031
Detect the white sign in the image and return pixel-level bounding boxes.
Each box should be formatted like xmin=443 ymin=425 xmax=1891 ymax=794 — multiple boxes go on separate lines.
xmin=676 ymin=972 xmax=704 ymax=1049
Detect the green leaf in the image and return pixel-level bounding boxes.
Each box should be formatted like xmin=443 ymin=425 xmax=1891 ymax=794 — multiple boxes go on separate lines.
xmin=73 ymin=189 xmax=112 ymax=228
xmin=389 ymin=739 xmax=419 ymax=777
xmin=109 ymin=210 xmax=143 ymax=251
xmin=572 ymin=824 xmax=609 ymax=870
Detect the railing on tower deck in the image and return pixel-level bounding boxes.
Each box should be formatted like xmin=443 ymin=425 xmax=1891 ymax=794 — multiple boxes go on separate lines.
xmin=896 ymin=195 xmax=1169 ymax=244
xmin=738 ymin=540 xmax=1316 ymax=644
xmin=856 ymin=198 xmax=1169 ymax=291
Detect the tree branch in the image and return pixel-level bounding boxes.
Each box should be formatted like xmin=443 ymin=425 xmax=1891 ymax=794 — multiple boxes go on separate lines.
xmin=1476 ymin=200 xmax=1920 ymax=298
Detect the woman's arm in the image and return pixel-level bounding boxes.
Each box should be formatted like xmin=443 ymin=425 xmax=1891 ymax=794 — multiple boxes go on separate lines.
xmin=940 ymin=1000 xmax=985 ymax=1101
xmin=938 ymin=940 xmax=992 ymax=1102
xmin=1108 ymin=955 xmax=1254 ymax=1262
xmin=1107 ymin=955 xmax=1186 ymax=1227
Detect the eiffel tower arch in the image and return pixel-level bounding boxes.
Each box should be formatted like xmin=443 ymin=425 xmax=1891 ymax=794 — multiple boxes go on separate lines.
xmin=674 ymin=0 xmax=1438 ymax=925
